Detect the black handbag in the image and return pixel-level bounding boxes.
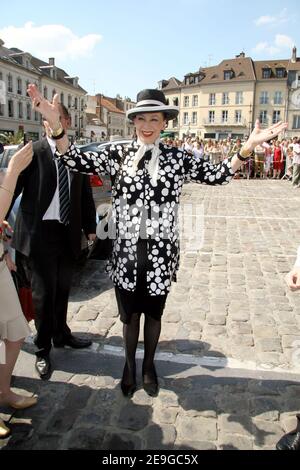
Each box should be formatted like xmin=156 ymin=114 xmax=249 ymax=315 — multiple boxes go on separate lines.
xmin=87 ymin=150 xmax=126 ymax=261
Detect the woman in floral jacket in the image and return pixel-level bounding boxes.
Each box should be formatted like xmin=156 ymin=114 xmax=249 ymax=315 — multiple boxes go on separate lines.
xmin=28 ymin=85 xmax=287 ymax=398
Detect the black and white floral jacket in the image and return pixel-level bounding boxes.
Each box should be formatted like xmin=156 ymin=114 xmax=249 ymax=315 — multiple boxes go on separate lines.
xmin=57 ymin=141 xmax=235 ymax=295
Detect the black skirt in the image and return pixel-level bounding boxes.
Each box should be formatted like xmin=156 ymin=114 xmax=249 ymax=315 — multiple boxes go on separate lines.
xmin=115 ymin=239 xmax=168 ymax=324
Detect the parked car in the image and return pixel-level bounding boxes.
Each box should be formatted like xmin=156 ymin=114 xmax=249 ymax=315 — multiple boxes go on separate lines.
xmin=0 ymin=144 xmax=22 ymax=169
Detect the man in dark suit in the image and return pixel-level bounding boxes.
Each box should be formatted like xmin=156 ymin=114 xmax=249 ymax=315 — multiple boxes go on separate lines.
xmin=11 ymin=104 xmax=96 ymax=379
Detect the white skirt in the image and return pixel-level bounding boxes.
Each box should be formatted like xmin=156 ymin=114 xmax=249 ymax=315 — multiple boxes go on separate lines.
xmin=0 ymin=251 xmax=31 ymax=342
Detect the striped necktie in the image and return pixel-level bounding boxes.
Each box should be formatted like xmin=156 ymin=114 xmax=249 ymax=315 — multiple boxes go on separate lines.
xmin=57 ymin=159 xmax=70 ymax=225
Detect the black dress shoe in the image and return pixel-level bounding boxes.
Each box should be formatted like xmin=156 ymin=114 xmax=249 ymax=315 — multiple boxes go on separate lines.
xmin=120 ymin=364 xmax=136 ymax=398
xmin=35 ymin=355 xmax=52 ymax=380
xmin=142 ymin=366 xmax=159 ymax=397
xmin=276 ymin=415 xmax=300 ymax=450
xmin=53 ymin=335 xmax=92 ymax=349
xmin=120 ymin=381 xmax=137 ymax=398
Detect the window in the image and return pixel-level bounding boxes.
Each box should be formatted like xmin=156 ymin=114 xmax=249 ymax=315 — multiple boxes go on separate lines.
xmin=7 ymin=74 xmax=13 ymax=93
xmin=236 ymin=92 xmax=243 ymax=105
xmin=173 ymin=118 xmax=178 ymax=128
xmin=18 ymin=102 xmax=23 ymax=119
xmin=274 ymin=91 xmax=283 ymax=105
xmin=60 ymin=93 xmax=64 ymax=104
xmin=0 ymin=104 xmax=4 ymax=116
xmin=26 ymin=103 xmax=31 ymax=120
xmin=273 ymin=110 xmax=281 ymax=124
xmin=259 ymin=110 xmax=268 ymax=124
xmin=209 ymin=93 xmax=216 ymax=106
xmin=81 ymin=99 xmax=84 ymax=111
xmin=293 ymin=115 xmax=300 ymax=129
xmin=183 ymin=112 xmax=189 ymax=125
xmin=173 ymin=98 xmax=179 ymax=106
xmin=35 ymin=111 xmax=39 ymax=121
xmin=0 ymin=71 xmax=2 ymax=81
xmin=222 ymin=92 xmax=229 ymax=105
xmin=235 ymin=110 xmax=242 ymax=123
xmin=276 ymin=68 xmax=285 ymax=79
xmin=17 ymin=78 xmax=22 ymax=95
xmin=26 ymin=80 xmax=30 ymax=97
xmin=224 ymin=71 xmax=232 ymax=80
xmin=262 ymin=68 xmax=271 ymax=79
xmin=44 ymin=86 xmax=48 ymax=99
xmin=260 ymin=92 xmax=269 ymax=105
xmin=192 ymin=95 xmax=198 ymax=107
xmin=222 ymin=110 xmax=228 ymax=123
xmin=184 ymin=96 xmax=189 ymax=107
xmin=75 ymin=115 xmax=78 ymax=127
xmin=192 ymin=112 xmax=197 ymax=124
xmin=68 ymin=95 xmax=72 ymax=108
xmin=74 ymin=97 xmax=78 ymax=110
xmin=8 ymin=100 xmax=14 ymax=117
xmin=208 ymin=110 xmax=215 ymax=123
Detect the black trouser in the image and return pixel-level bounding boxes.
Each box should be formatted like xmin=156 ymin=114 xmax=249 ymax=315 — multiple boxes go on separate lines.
xmin=29 ymin=221 xmax=75 ymax=357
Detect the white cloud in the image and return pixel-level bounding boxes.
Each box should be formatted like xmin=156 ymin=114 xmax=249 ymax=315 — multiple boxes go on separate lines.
xmin=254 ymin=8 xmax=289 ymax=27
xmin=253 ymin=42 xmax=280 ymax=56
xmin=0 ymin=22 xmax=102 ymax=61
xmin=253 ymin=34 xmax=294 ymax=57
xmin=275 ymin=34 xmax=294 ymax=49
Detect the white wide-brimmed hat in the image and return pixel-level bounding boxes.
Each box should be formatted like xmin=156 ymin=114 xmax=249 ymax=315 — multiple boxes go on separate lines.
xmin=126 ymin=89 xmax=179 ymax=121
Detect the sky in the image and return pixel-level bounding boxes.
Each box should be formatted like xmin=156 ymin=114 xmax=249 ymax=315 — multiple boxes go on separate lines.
xmin=0 ymin=0 xmax=299 ymax=100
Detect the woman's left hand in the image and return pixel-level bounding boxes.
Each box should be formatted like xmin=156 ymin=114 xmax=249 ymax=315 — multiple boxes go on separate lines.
xmin=243 ymin=119 xmax=288 ymax=154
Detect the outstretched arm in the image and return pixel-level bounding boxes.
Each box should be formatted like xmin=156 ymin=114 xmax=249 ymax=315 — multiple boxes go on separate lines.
xmin=27 ymin=83 xmax=111 ymax=175
xmin=27 ymin=83 xmax=69 ymax=154
xmin=0 ymin=143 xmax=33 ymax=224
xmin=231 ymin=119 xmax=288 ymax=172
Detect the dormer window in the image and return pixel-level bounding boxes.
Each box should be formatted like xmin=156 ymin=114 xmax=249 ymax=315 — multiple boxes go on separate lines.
xmin=224 ymin=70 xmax=232 ymax=80
xmin=262 ymin=68 xmax=271 ymax=79
xmin=276 ymin=68 xmax=285 ymax=79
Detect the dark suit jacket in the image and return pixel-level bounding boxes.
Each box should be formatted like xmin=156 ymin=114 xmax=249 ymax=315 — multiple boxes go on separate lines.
xmin=10 ymin=138 xmax=96 ymax=258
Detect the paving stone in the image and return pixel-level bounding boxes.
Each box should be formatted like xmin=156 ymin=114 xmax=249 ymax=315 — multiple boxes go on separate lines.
xmin=218 ymin=433 xmax=253 ymax=450
xmin=144 ymin=424 xmax=176 ymax=450
xmin=117 ymin=403 xmax=151 ymax=431
xmin=218 ymin=414 xmax=253 ymax=437
xmin=256 ymin=338 xmax=282 ymax=353
xmin=176 ymin=416 xmax=217 ymax=442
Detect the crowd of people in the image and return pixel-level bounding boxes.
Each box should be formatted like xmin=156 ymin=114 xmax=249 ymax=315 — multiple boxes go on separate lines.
xmin=162 ymin=135 xmax=300 ymax=183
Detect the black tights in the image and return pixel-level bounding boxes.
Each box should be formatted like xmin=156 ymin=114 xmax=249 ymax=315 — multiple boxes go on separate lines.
xmin=122 ymin=313 xmax=161 ymax=385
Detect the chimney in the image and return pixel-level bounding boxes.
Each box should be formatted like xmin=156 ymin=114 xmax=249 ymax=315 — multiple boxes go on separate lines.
xmin=49 ymin=57 xmax=55 ymax=66
xmin=236 ymin=52 xmax=245 ymax=58
xmin=292 ymin=46 xmax=297 ymax=63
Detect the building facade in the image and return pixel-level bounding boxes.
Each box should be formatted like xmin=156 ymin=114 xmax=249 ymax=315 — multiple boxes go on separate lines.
xmin=0 ymin=38 xmax=87 ymax=142
xmin=161 ymin=48 xmax=300 ymax=140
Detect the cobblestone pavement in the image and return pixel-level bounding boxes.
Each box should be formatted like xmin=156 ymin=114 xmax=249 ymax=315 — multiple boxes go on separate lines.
xmin=1 ymin=179 xmax=300 ymax=451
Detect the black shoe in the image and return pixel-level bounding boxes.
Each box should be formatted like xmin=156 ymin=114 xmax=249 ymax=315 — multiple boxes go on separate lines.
xmin=142 ymin=365 xmax=159 ymax=397
xmin=276 ymin=415 xmax=300 ymax=450
xmin=120 ymin=364 xmax=136 ymax=398
xmin=53 ymin=335 xmax=92 ymax=349
xmin=35 ymin=355 xmax=52 ymax=380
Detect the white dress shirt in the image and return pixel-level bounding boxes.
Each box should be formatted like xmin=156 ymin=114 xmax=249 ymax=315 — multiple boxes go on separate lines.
xmin=43 ymin=136 xmax=71 ymax=222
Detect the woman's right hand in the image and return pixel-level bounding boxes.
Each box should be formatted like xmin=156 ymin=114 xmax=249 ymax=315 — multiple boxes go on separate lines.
xmin=7 ymin=142 xmax=33 ymax=176
xmin=27 ymin=83 xmax=61 ymax=130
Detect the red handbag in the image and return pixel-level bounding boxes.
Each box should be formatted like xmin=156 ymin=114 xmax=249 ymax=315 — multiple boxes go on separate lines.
xmin=18 ymin=286 xmax=35 ymax=322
